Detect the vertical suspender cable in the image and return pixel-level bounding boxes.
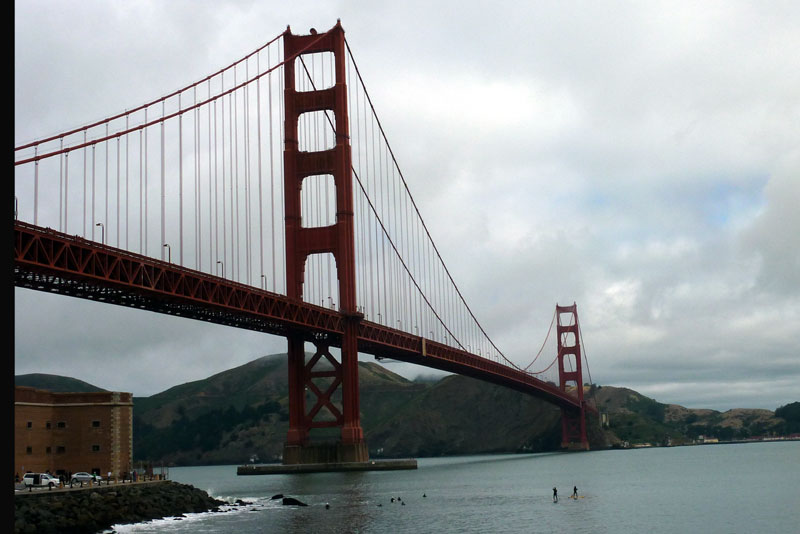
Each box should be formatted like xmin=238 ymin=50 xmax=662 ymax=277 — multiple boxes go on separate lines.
xmin=105 ymin=126 xmax=109 ymax=244
xmin=221 ymin=72 xmax=227 ymax=275
xmin=179 ymin=93 xmax=184 ymax=265
xmin=233 ymin=66 xmax=239 ymax=282
xmin=268 ymin=46 xmax=276 ymax=291
xmin=161 ymin=100 xmax=166 ymax=261
xmin=64 ymin=152 xmax=69 ymax=234
xmin=83 ymin=131 xmax=87 ymax=236
xmin=245 ymin=59 xmax=252 ymax=286
xmin=139 ymin=125 xmax=143 ymax=253
xmin=116 ymin=135 xmax=120 ymax=246
xmin=214 ymin=96 xmax=220 ymax=272
xmin=229 ymin=78 xmax=235 ymax=280
xmin=366 ymin=89 xmax=375 ymax=318
xmin=194 ymin=86 xmax=200 ymax=269
xmin=34 ymin=146 xmax=39 ymax=226
xmin=125 ymin=115 xmax=129 ymax=249
xmin=144 ymin=108 xmax=149 ymax=256
xmin=257 ymin=52 xmax=264 ymax=287
xmin=91 ymin=145 xmax=96 ymax=241
xmin=59 ymin=138 xmax=63 ymax=231
xmin=279 ymin=44 xmax=286 ymax=294
xmin=208 ymin=81 xmax=214 ymax=272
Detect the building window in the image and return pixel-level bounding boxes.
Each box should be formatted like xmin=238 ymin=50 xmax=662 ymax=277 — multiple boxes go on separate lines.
xmin=57 ymin=421 xmax=66 ymax=429
xmin=46 ymin=447 xmax=52 ymax=455
xmin=56 ymin=446 xmax=66 ymax=454
xmin=92 ymin=420 xmax=101 ymax=428
xmin=26 ymin=446 xmax=32 ymax=454
xmin=46 ymin=421 xmax=52 ymax=430
xmin=92 ymin=445 xmax=101 ymax=452
xmin=27 ymin=421 xmax=33 ymax=429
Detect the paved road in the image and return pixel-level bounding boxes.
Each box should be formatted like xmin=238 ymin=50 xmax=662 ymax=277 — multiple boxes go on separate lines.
xmin=14 ymin=478 xmax=167 ymax=494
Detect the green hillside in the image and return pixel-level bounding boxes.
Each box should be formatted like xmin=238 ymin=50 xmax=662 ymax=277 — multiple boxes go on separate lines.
xmin=16 ymin=360 xmax=795 ymax=465
xmin=128 ymin=354 xmax=589 ymax=465
xmin=15 ymin=373 xmax=106 ymax=393
xmin=595 ymin=386 xmax=787 ymax=445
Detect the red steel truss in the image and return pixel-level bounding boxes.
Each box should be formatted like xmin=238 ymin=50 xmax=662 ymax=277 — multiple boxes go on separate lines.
xmin=14 ymin=220 xmax=592 ymax=415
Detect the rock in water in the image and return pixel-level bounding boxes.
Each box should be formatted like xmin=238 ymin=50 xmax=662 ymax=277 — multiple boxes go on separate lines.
xmin=282 ymin=497 xmax=308 ymax=507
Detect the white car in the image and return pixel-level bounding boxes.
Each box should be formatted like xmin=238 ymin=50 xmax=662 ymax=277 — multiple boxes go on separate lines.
xmin=22 ymin=473 xmax=59 ymax=489
xmin=71 ymin=472 xmax=102 ymax=485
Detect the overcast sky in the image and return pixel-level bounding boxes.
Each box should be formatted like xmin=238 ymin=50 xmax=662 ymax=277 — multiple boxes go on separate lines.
xmin=14 ymin=1 xmax=799 ymax=411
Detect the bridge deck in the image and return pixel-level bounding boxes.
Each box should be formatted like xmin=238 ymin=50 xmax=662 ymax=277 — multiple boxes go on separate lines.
xmin=14 ymin=221 xmax=588 ymax=412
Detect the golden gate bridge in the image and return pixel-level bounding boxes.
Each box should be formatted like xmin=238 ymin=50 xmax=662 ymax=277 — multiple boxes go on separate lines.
xmin=14 ymin=21 xmax=597 ymax=466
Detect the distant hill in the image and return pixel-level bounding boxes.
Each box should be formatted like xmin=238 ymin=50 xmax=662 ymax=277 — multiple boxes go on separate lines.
xmin=594 ymin=386 xmax=788 ymax=445
xmin=128 ymin=354 xmax=593 ymax=465
xmin=15 ymin=373 xmax=106 ymax=393
xmin=16 ymin=362 xmax=796 ymax=465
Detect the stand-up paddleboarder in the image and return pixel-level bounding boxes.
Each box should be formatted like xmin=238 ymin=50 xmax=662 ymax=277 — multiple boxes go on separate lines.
xmin=553 ymin=487 xmax=558 ymax=502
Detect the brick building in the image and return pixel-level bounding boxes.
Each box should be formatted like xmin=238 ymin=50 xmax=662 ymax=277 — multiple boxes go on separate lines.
xmin=14 ymin=386 xmax=133 ymax=480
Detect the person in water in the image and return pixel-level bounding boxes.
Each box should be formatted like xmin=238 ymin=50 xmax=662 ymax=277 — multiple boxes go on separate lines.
xmin=553 ymin=487 xmax=558 ymax=502
xmin=573 ymin=486 xmax=578 ymax=498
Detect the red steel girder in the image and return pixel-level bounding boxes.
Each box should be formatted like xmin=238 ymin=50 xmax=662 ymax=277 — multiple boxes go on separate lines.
xmin=14 ymin=222 xmax=343 ymax=338
xmin=14 ymin=222 xmax=594 ymax=416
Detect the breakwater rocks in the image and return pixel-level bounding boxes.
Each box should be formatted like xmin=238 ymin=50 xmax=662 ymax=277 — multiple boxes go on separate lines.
xmin=14 ymin=480 xmax=225 ymax=534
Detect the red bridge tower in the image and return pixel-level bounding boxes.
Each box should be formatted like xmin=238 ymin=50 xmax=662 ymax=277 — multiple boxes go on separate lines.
xmin=557 ymin=303 xmax=590 ymax=450
xmin=282 ymin=22 xmax=367 ymax=464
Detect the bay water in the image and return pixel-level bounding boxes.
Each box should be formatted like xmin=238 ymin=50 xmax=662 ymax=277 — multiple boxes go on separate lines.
xmin=109 ymin=441 xmax=798 ymax=533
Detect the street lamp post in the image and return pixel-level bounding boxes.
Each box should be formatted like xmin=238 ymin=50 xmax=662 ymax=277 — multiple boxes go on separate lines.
xmin=95 ymin=222 xmax=105 ymax=244
xmin=163 ymin=244 xmax=171 ymax=263
xmin=217 ymin=260 xmax=224 ymax=278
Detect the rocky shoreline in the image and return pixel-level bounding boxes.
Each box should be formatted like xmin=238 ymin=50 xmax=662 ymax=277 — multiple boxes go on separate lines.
xmin=14 ymin=480 xmax=225 ymax=534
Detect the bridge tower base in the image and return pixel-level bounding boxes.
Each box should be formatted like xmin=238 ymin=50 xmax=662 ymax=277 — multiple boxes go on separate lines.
xmin=560 ymin=405 xmax=589 ymax=450
xmin=283 ymin=442 xmax=369 ymax=465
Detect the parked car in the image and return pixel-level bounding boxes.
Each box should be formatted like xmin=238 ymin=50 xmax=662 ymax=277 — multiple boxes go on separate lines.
xmin=22 ymin=473 xmax=59 ymax=489
xmin=71 ymin=472 xmax=102 ymax=485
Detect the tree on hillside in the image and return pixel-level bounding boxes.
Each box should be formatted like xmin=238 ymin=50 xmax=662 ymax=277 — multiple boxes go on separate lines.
xmin=775 ymin=402 xmax=800 ymax=434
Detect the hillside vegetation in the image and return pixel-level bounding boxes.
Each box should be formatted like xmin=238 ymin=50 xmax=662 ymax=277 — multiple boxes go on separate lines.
xmin=594 ymin=386 xmax=789 ymax=445
xmin=128 ymin=354 xmax=588 ymax=464
xmin=16 ymin=358 xmax=797 ymax=465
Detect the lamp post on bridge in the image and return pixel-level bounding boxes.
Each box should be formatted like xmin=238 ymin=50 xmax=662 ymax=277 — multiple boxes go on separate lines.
xmin=95 ymin=222 xmax=104 ymax=244
xmin=217 ymin=260 xmax=224 ymax=279
xmin=163 ymin=244 xmax=171 ymax=263
xmin=261 ymin=275 xmax=266 ymax=289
